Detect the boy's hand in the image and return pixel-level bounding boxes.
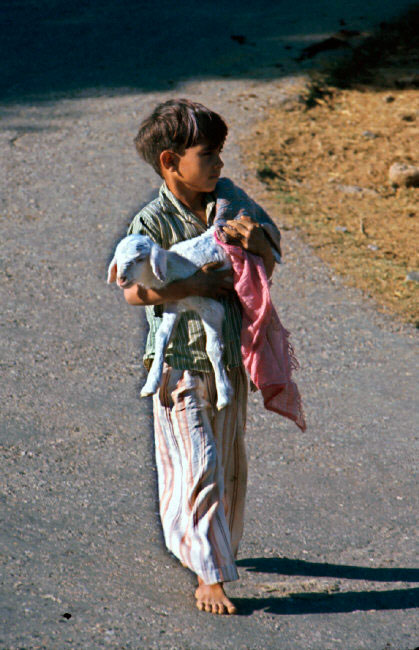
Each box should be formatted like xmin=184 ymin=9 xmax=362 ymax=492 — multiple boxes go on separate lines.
xmin=185 ymin=262 xmax=234 ymax=298
xmin=223 ymin=215 xmax=268 ymax=256
xmin=123 ymin=262 xmax=233 ymax=306
xmin=223 ymin=215 xmax=275 ymax=277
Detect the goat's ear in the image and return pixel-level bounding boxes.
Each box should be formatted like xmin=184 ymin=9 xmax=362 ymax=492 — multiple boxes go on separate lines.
xmin=107 ymin=257 xmax=118 ymax=284
xmin=149 ymin=244 xmax=167 ymax=282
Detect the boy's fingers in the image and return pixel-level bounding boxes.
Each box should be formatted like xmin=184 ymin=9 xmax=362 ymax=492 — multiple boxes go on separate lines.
xmin=222 ymin=225 xmax=243 ymax=243
xmin=225 ymin=218 xmax=258 ymax=233
xmin=201 ymin=261 xmax=224 ymax=272
xmin=223 ymin=221 xmax=262 ymax=245
xmin=224 ymin=222 xmax=247 ymax=236
xmin=201 ymin=263 xmax=233 ymax=279
xmin=190 ymin=264 xmax=234 ymax=298
xmin=223 ymin=220 xmax=266 ymax=254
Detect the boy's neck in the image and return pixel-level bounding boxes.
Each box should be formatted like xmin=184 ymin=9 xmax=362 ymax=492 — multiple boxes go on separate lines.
xmin=164 ymin=178 xmax=207 ymax=224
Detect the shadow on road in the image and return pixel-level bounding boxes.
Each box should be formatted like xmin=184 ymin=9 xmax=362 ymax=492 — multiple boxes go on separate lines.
xmin=237 ymin=556 xmax=419 ymax=582
xmin=1 ymin=0 xmax=415 ymax=103
xmin=236 ymin=556 xmax=419 ymax=615
xmin=234 ymin=587 xmax=419 ymax=616
xmin=237 ymin=555 xmax=419 ymax=615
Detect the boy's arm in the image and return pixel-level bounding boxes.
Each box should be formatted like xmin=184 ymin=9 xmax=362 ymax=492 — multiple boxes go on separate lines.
xmin=124 ymin=262 xmax=234 ymax=306
xmin=222 ymin=215 xmax=276 ymax=278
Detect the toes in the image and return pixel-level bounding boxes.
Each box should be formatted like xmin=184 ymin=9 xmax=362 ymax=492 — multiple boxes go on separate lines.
xmin=195 ymin=585 xmax=237 ymax=615
xmin=226 ymin=602 xmax=237 ymax=615
xmin=196 ymin=600 xmax=235 ymax=615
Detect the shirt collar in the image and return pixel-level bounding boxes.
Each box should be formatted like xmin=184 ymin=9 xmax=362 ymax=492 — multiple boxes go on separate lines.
xmin=159 ymin=182 xmax=215 ymax=229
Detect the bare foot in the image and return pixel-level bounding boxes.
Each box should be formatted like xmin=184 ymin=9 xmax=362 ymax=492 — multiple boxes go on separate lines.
xmin=195 ymin=577 xmax=237 ymax=615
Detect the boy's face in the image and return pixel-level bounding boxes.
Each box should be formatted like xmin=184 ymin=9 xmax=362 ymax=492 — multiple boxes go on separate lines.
xmin=172 ymin=142 xmax=224 ymax=193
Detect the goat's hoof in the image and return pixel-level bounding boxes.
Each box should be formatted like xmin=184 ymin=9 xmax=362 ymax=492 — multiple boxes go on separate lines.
xmin=140 ymin=382 xmax=158 ymax=397
xmin=216 ymin=397 xmax=230 ymax=410
xmin=216 ymin=383 xmax=234 ymax=410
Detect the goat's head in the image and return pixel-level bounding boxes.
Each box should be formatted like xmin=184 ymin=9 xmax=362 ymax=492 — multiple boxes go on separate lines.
xmin=107 ymin=234 xmax=168 ymax=288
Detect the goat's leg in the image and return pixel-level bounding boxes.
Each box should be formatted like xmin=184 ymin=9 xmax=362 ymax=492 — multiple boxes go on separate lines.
xmin=141 ymin=309 xmax=179 ymax=397
xmin=199 ymin=301 xmax=234 ymax=410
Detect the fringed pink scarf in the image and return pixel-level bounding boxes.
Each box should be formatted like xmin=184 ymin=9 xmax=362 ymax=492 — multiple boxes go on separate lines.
xmin=215 ymin=233 xmax=306 ymax=432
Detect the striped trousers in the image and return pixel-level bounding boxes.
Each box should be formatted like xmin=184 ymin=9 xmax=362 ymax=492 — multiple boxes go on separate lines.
xmin=152 ymin=364 xmax=248 ymax=584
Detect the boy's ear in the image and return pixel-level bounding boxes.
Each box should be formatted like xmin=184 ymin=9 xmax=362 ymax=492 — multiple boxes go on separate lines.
xmin=149 ymin=244 xmax=168 ymax=283
xmin=160 ymin=150 xmax=177 ymax=172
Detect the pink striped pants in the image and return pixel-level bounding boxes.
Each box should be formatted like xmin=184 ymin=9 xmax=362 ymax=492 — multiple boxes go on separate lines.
xmin=152 ymin=364 xmax=248 ymax=584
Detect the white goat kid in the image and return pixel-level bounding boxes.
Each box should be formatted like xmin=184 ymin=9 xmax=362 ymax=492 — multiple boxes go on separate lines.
xmin=107 ymin=227 xmax=234 ymax=410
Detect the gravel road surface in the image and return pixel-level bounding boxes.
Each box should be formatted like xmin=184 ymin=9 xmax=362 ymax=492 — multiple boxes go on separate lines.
xmin=1 ymin=1 xmax=418 ymax=648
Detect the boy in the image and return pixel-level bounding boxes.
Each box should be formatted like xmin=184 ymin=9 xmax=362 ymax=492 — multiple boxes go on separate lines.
xmin=123 ymin=99 xmax=281 ymax=615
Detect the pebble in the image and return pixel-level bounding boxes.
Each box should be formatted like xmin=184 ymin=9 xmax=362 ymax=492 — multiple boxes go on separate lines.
xmin=362 ymin=130 xmax=379 ymax=139
xmin=388 ymin=162 xmax=419 ymax=187
xmin=336 ymin=184 xmax=377 ymax=196
xmin=405 ymin=271 xmax=419 ymax=282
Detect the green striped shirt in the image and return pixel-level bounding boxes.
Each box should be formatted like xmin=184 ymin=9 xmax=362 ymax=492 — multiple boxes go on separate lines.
xmin=128 ymin=183 xmax=243 ymax=372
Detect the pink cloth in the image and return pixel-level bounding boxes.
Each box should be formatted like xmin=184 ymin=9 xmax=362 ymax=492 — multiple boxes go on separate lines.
xmin=215 ymin=233 xmax=306 ymax=432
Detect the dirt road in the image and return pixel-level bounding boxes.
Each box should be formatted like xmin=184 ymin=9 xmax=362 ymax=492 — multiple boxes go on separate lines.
xmin=1 ymin=2 xmax=418 ymax=648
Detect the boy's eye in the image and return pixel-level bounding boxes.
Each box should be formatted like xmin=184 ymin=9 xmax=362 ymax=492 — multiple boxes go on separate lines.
xmin=203 ymin=148 xmax=222 ymax=156
xmin=203 ymin=149 xmax=221 ymax=158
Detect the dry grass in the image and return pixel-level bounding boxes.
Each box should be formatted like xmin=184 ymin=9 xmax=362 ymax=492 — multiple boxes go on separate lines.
xmin=247 ymin=82 xmax=418 ymax=324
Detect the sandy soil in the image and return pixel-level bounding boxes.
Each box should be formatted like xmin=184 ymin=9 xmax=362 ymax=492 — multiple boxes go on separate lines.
xmin=248 ymin=83 xmax=418 ymax=323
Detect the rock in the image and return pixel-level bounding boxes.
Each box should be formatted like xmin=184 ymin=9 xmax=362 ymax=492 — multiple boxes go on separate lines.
xmin=367 ymin=244 xmax=379 ymax=251
xmin=362 ymin=130 xmax=379 ymax=139
xmin=389 ymin=163 xmax=419 ymax=188
xmin=297 ymin=37 xmax=349 ymax=61
xmin=385 ymin=95 xmax=395 ymax=103
xmin=395 ymin=74 xmax=419 ymax=89
xmin=230 ymin=35 xmax=246 ymax=45
xmin=336 ymin=184 xmax=377 ymax=196
xmin=405 ymin=271 xmax=419 ymax=283
xmin=297 ymin=29 xmax=361 ymax=60
xmin=335 ymin=225 xmax=348 ymax=233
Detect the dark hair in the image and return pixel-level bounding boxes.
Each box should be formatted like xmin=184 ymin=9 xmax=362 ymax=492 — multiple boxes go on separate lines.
xmin=134 ymin=98 xmax=228 ymax=176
